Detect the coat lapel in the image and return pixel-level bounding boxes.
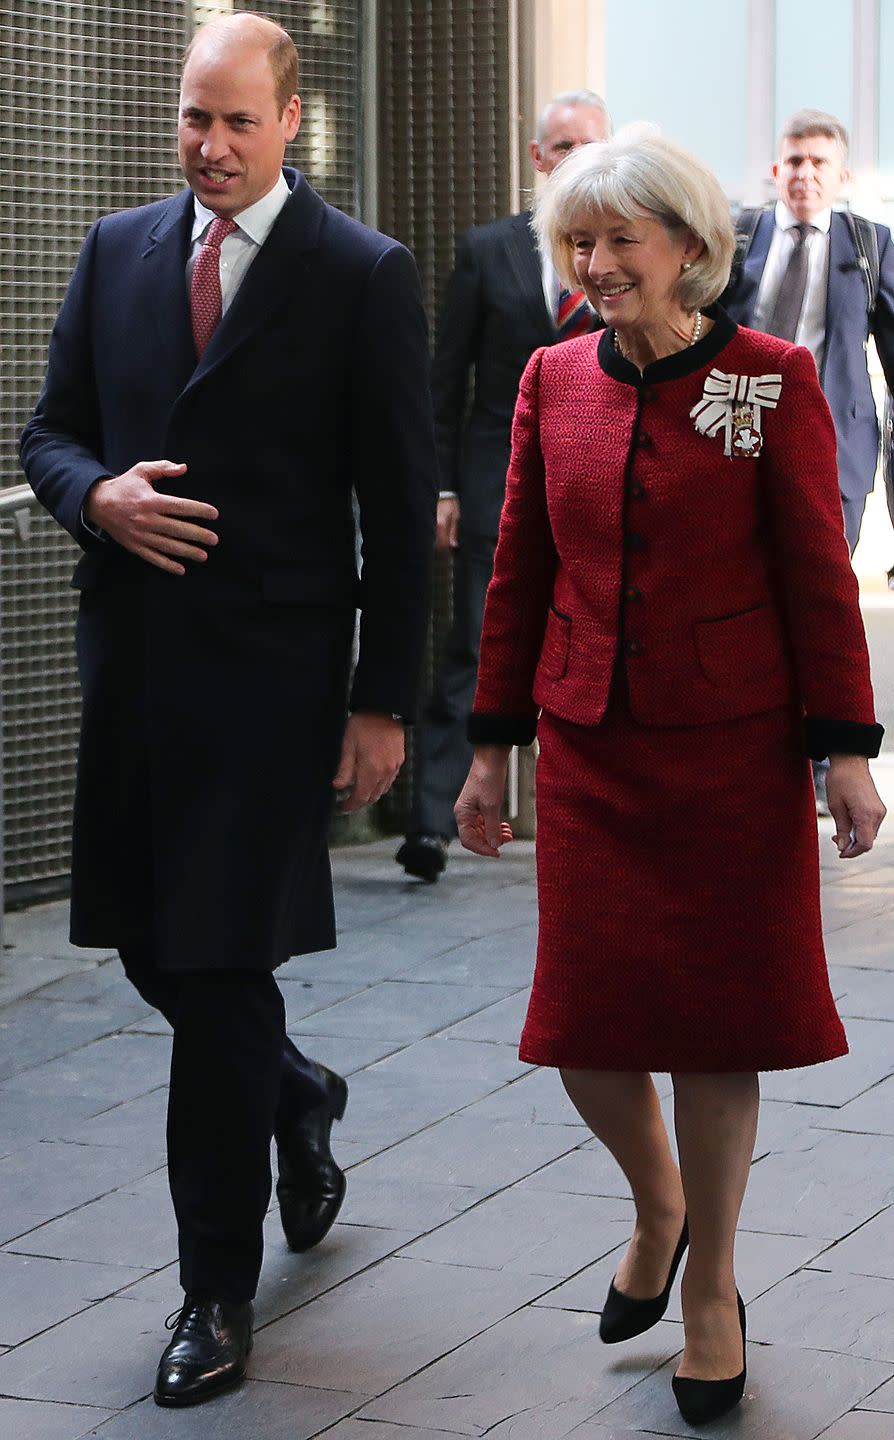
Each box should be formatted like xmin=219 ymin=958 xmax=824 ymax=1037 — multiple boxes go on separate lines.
xmin=738 ymin=212 xmax=774 ymax=317
xmin=181 ymin=171 xmax=324 ymax=398
xmin=506 ymin=212 xmax=554 ymax=342
xmin=140 ymin=189 xmax=196 ymax=388
xmin=823 ymin=211 xmax=858 ymax=377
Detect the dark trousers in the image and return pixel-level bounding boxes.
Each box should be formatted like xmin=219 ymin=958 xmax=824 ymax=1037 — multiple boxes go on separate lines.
xmin=120 ymin=947 xmax=324 ymax=1302
xmin=411 ymin=531 xmax=496 ymax=837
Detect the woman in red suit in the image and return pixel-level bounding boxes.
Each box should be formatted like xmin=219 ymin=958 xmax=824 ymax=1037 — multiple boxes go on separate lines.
xmin=455 ymin=128 xmax=886 ymax=1426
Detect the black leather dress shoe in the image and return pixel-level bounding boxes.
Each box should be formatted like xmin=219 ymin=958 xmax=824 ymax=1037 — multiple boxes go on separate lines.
xmin=154 ymin=1297 xmax=253 ymax=1407
xmin=276 ymin=1062 xmax=348 ymax=1251
xmin=396 ymin=834 xmax=448 ymax=881
xmin=599 ymin=1218 xmax=689 ymax=1344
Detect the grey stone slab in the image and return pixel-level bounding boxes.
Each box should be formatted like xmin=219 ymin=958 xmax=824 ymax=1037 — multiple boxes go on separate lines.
xmin=822 ymin=887 xmax=893 ymax=934
xmin=860 ymin=1375 xmax=894 ymax=1411
xmin=252 ymin=1256 xmax=548 ymax=1394
xmin=320 ymin=1422 xmax=462 ymax=1439
xmin=748 ymin=1269 xmax=894 ymax=1362
xmin=0 ymin=1252 xmax=146 ymax=1346
xmin=760 ymin=1020 xmax=894 ymax=1107
xmin=399 ymin=1186 xmax=632 ymax=1278
xmin=0 ymin=998 xmax=134 ymax=1084
xmin=524 ymin=1144 xmax=633 ymax=1201
xmin=360 ymin=1307 xmax=679 ymax=1438
xmin=0 ymin=955 xmax=92 ymax=1009
xmin=0 ymin=1399 xmax=114 ymax=1440
xmin=818 ymin=1076 xmax=894 ymax=1136
xmin=1 ymin=901 xmax=111 ymax=966
xmin=395 ymin=925 xmax=538 ymax=990
xmin=8 ymin=1178 xmax=176 ymax=1269
xmin=35 ymin=971 xmax=153 ymax=1032
xmin=818 ymin=1414 xmax=894 ymax=1439
xmin=286 ymin=981 xmax=508 ymax=1042
xmin=537 ymin=1227 xmax=824 ymax=1322
xmin=56 ymin=1088 xmax=168 ymax=1152
xmin=337 ymin=1175 xmax=489 ymax=1232
xmin=825 ymin=913 xmax=894 ymax=971
xmin=85 ymin=1380 xmax=362 ymax=1438
xmin=364 ymin=1033 xmax=530 ymax=1088
xmin=349 ymin=1113 xmax=580 ymax=1194
xmin=752 ymin=1099 xmax=841 ymax=1159
xmin=813 ymin=1206 xmax=894 ymax=1281
xmin=0 ymin=1295 xmax=164 ymax=1407
xmin=593 ymin=1341 xmax=893 ymax=1439
xmin=2 ymin=1033 xmax=171 ymax=1107
xmin=287 ymin=1035 xmax=410 ymax=1076
xmin=441 ymin=989 xmax=531 ymax=1044
xmin=279 ymin=928 xmax=461 ymax=984
xmin=830 ymin=966 xmax=894 ymax=1021
xmin=464 ymin=1066 xmax=590 ymax=1127
xmin=741 ymin=1130 xmax=894 ymax=1240
xmin=0 ymin=1142 xmax=163 ymax=1246
xmin=279 ymin=977 xmax=370 ymax=1026
xmin=0 ymin=1089 xmax=101 ymax=1157
xmin=360 ymin=887 xmax=539 ymax=944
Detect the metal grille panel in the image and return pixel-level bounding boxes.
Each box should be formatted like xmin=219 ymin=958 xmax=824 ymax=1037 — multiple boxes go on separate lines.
xmin=1 ymin=0 xmax=188 ymax=895
xmin=376 ymin=0 xmax=514 ymax=826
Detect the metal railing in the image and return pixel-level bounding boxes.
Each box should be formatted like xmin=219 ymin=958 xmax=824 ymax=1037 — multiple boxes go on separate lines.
xmin=0 ymin=486 xmax=41 ymax=942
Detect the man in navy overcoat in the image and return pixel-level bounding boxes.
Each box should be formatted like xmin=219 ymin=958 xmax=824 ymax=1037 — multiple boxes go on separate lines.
xmin=21 ymin=12 xmax=435 ymax=1405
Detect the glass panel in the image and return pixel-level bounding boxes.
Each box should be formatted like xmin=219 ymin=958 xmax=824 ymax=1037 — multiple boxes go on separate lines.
xmin=774 ymin=0 xmax=853 ymax=141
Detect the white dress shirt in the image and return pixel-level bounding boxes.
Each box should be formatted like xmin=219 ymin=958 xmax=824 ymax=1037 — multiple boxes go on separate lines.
xmin=753 ymin=200 xmax=831 ymax=372
xmin=187 ymin=171 xmax=290 ymax=310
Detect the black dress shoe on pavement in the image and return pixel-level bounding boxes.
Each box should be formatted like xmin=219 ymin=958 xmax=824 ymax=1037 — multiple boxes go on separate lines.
xmin=154 ymin=1297 xmax=253 ymax=1407
xmin=599 ymin=1218 xmax=689 ymax=1344
xmin=672 ymin=1291 xmax=747 ymax=1426
xmin=276 ymin=1062 xmax=348 ymax=1252
xmin=396 ymin=833 xmax=448 ymax=882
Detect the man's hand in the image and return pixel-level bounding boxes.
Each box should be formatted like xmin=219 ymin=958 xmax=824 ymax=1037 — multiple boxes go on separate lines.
xmin=455 ymin=746 xmax=514 ymax=856
xmin=85 ymin=461 xmax=219 ymax=575
xmin=332 ymin=712 xmax=405 ymax=812
xmin=436 ymin=495 xmax=461 ymax=551
xmin=827 ymin=754 xmax=886 ymax=857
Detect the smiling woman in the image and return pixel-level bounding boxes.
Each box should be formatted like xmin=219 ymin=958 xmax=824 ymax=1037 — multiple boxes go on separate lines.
xmin=454 ymin=124 xmax=885 ymax=1427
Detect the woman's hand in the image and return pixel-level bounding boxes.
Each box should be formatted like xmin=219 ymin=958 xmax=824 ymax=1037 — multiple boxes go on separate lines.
xmin=826 ymin=755 xmax=887 ymax=857
xmin=455 ymin=745 xmax=515 ymax=857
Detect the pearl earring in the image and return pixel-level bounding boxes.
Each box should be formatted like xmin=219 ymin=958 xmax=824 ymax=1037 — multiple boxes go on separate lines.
xmin=682 ymin=261 xmax=692 ymax=270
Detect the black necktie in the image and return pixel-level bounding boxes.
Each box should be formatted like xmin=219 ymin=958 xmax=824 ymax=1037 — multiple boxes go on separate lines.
xmin=766 ymin=224 xmax=817 ymax=342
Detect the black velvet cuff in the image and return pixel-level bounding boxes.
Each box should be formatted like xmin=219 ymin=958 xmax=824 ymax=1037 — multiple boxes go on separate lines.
xmin=803 ymin=716 xmax=885 ymax=761
xmin=468 ymin=712 xmax=539 ymax=747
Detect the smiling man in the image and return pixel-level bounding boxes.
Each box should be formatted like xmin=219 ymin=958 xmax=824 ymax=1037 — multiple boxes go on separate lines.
xmin=21 ymin=11 xmax=435 ymax=1406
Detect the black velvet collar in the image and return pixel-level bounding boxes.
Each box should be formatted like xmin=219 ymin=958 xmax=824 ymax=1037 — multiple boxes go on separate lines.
xmin=598 ymin=303 xmax=738 ymax=386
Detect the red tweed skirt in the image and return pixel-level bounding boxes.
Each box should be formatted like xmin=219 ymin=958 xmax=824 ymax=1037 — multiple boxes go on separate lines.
xmin=521 ymin=689 xmax=847 ymax=1073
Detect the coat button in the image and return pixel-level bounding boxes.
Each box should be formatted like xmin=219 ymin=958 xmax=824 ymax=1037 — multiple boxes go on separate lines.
xmin=625 ymin=639 xmax=643 ymax=657
xmin=629 ymin=481 xmax=646 ymax=500
xmin=625 ymin=584 xmax=642 ymax=601
xmin=625 ymin=532 xmax=647 ymax=552
xmin=635 ymin=431 xmax=653 ymax=447
xmin=641 ymin=386 xmax=657 ymax=402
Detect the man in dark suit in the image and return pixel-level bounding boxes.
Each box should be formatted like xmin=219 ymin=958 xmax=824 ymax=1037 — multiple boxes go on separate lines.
xmin=397 ymin=90 xmax=610 ymax=882
xmin=21 ymin=13 xmax=435 ymax=1406
xmin=723 ymin=107 xmax=894 ymax=813
xmin=724 ymin=108 xmax=894 ymax=554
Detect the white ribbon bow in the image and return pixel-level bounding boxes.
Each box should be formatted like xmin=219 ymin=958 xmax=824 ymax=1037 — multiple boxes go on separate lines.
xmin=690 ymin=369 xmax=782 ymax=456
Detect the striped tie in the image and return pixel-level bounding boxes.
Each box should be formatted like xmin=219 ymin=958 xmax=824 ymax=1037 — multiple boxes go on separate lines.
xmin=557 ymin=287 xmax=593 ymax=341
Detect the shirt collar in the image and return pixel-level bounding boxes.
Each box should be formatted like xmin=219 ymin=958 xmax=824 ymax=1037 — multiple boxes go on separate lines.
xmin=191 ymin=171 xmax=290 ymax=245
xmin=775 ymin=200 xmax=832 ymax=235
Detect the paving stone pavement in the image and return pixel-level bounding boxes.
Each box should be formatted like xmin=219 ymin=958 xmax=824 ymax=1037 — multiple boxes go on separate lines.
xmin=0 ymin=761 xmax=892 ymax=1440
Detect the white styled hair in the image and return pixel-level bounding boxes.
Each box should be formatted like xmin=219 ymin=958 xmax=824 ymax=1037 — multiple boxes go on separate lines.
xmin=534 ymin=123 xmax=736 ymax=311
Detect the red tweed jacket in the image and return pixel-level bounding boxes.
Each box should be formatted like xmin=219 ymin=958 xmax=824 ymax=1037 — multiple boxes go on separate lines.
xmin=469 ymin=310 xmax=882 ymax=759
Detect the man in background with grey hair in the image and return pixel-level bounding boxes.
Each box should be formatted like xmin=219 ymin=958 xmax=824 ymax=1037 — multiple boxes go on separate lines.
xmin=398 ymin=90 xmax=610 ymax=881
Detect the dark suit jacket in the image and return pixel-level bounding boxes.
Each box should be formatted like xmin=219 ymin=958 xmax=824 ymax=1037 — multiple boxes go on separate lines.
xmin=723 ymin=209 xmax=894 ymax=505
xmin=20 ymin=168 xmax=437 ymax=970
xmin=433 ymin=210 xmax=574 ymax=539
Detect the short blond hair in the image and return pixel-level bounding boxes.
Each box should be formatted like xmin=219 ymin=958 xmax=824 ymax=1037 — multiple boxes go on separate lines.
xmin=534 ymin=124 xmax=736 ymax=312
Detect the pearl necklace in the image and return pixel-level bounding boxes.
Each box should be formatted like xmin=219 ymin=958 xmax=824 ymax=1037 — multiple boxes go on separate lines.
xmin=614 ymin=310 xmax=703 ymax=357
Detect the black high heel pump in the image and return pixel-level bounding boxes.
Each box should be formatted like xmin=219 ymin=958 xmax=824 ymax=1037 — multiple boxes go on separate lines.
xmin=599 ymin=1217 xmax=689 ymax=1344
xmin=672 ymin=1291 xmax=747 ymax=1426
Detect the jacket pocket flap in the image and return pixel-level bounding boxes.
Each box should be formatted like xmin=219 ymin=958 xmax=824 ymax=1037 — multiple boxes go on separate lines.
xmin=694 ymin=603 xmax=784 ymax=685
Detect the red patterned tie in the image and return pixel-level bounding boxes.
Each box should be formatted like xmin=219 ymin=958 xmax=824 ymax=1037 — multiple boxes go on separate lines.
xmin=191 ymin=216 xmax=237 ymax=358
xmin=557 ymin=287 xmax=593 ymax=341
